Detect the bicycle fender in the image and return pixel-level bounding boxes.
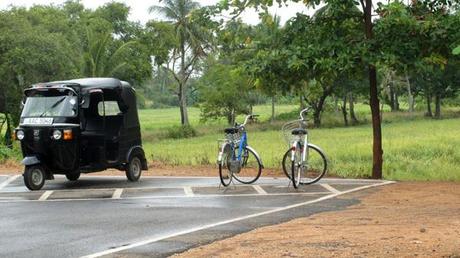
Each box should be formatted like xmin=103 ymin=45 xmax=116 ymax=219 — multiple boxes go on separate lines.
xmin=307 ymin=143 xmax=327 ymax=159
xmin=246 ymin=146 xmax=264 ymax=168
xmin=217 ymin=143 xmax=231 ymax=163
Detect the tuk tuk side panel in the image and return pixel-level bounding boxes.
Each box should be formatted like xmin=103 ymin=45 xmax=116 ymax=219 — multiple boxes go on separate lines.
xmin=118 ymin=86 xmax=143 ymax=164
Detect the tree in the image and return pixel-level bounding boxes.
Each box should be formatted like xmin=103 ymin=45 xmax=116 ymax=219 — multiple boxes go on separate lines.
xmin=251 ymin=13 xmax=284 ymax=122
xmin=374 ymin=1 xmax=420 ymax=112
xmin=198 ymin=58 xmax=253 ymax=125
xmin=0 ymin=7 xmax=80 ymax=144
xmin=246 ymin=2 xmax=364 ymax=127
xmin=222 ymin=0 xmax=383 ymax=178
xmin=148 ymin=0 xmax=213 ymax=125
xmin=84 ymin=3 xmax=152 ymax=84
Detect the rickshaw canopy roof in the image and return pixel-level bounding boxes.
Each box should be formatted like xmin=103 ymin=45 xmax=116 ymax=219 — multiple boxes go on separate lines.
xmin=32 ymin=78 xmax=131 ymax=92
xmin=25 ymin=78 xmax=140 ymax=128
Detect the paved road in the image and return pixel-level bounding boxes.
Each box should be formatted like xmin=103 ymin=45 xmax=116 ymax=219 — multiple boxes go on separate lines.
xmin=0 ymin=175 xmax=392 ymax=258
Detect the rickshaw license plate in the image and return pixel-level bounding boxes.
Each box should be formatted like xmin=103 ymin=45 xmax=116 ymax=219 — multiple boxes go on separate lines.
xmin=23 ymin=118 xmax=54 ymax=125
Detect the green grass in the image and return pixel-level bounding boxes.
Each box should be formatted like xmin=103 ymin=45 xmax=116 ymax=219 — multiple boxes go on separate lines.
xmin=3 ymin=104 xmax=460 ymax=181
xmin=139 ymin=105 xmax=297 ymax=141
xmin=141 ymin=105 xmax=460 ymax=181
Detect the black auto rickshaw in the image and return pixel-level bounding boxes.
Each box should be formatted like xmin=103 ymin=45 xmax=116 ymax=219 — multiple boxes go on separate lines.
xmin=14 ymin=78 xmax=148 ymax=190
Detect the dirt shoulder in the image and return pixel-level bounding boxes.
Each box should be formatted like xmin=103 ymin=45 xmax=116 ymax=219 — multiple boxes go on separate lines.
xmin=174 ymin=182 xmax=460 ymax=258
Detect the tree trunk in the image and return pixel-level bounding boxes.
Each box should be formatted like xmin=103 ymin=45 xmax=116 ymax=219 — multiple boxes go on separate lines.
xmin=425 ymin=94 xmax=433 ymax=117
xmin=313 ymin=109 xmax=321 ymax=128
xmin=349 ymin=92 xmax=358 ymax=125
xmin=179 ymin=44 xmax=189 ymax=126
xmin=4 ymin=113 xmax=12 ymax=148
xmin=334 ymin=95 xmax=339 ymax=113
xmin=309 ymin=89 xmax=330 ymax=128
xmin=227 ymin=108 xmax=235 ymax=125
xmin=341 ymin=95 xmax=348 ymax=126
xmin=434 ymin=94 xmax=441 ymax=119
xmin=389 ymin=84 xmax=396 ymax=112
xmin=271 ymin=95 xmax=275 ymax=122
xmin=405 ymin=73 xmax=414 ymax=113
xmin=394 ymin=92 xmax=400 ymax=111
xmin=178 ymin=83 xmax=189 ymax=126
xmin=364 ymin=0 xmax=383 ymax=179
xmin=299 ymin=94 xmax=305 ymax=110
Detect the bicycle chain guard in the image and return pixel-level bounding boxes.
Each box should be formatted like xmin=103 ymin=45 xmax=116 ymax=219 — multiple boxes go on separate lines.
xmin=229 ymin=160 xmax=242 ymax=173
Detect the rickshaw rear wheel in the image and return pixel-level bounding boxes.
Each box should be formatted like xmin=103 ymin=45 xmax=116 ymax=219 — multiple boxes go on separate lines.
xmin=65 ymin=172 xmax=80 ymax=181
xmin=126 ymin=156 xmax=142 ymax=182
xmin=24 ymin=165 xmax=46 ymax=191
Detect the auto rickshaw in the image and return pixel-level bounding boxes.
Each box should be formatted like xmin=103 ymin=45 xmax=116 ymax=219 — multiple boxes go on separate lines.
xmin=14 ymin=78 xmax=148 ymax=190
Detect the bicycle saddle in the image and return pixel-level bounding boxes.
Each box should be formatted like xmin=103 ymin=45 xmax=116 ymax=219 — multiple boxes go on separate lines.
xmin=291 ymin=128 xmax=307 ymax=135
xmin=224 ymin=127 xmax=239 ymax=134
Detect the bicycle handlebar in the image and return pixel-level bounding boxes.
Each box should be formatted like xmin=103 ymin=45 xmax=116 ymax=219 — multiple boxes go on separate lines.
xmin=299 ymin=107 xmax=311 ymax=121
xmin=238 ymin=114 xmax=258 ymax=128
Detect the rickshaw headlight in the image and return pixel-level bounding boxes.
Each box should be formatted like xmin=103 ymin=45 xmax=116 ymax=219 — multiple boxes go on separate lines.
xmin=16 ymin=130 xmax=24 ymax=140
xmin=52 ymin=130 xmax=62 ymax=140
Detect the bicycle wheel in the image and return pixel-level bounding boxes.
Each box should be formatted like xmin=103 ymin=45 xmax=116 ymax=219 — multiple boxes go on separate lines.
xmin=291 ymin=144 xmax=302 ymax=188
xmin=285 ymin=144 xmax=328 ymax=186
xmin=218 ymin=144 xmax=233 ymax=186
xmin=282 ymin=148 xmax=293 ymax=179
xmin=302 ymin=144 xmax=328 ymax=185
xmin=232 ymin=146 xmax=262 ymax=184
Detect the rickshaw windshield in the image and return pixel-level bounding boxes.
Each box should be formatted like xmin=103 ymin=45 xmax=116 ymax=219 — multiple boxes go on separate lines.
xmin=21 ymin=95 xmax=78 ymax=117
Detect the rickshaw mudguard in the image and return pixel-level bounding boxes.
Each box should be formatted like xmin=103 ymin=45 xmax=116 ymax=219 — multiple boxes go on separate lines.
xmin=21 ymin=156 xmax=54 ymax=180
xmin=127 ymin=146 xmax=148 ymax=170
xmin=21 ymin=156 xmax=41 ymax=166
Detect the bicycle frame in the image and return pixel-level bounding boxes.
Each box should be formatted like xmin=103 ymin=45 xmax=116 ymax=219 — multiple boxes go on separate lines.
xmin=217 ymin=130 xmax=247 ymax=164
xmin=291 ymin=133 xmax=309 ymax=164
xmin=236 ymin=131 xmax=247 ymax=161
xmin=217 ymin=114 xmax=263 ymax=168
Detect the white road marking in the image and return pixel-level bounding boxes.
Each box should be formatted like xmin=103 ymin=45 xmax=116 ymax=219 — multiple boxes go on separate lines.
xmin=0 ymin=175 xmax=20 ymax=190
xmin=112 ymin=188 xmax=123 ymax=199
xmin=0 ymin=191 xmax=334 ymax=203
xmin=183 ymin=187 xmax=194 ymax=197
xmin=252 ymin=185 xmax=268 ymax=195
xmin=38 ymin=191 xmax=53 ymax=201
xmin=320 ymin=183 xmax=341 ymax=194
xmin=67 ymin=175 xmax=388 ymax=183
xmin=80 ymin=181 xmax=395 ymax=258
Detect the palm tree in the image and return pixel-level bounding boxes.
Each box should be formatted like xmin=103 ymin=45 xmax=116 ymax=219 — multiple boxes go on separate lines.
xmin=149 ymin=0 xmax=210 ymax=125
xmin=83 ymin=28 xmax=136 ymax=77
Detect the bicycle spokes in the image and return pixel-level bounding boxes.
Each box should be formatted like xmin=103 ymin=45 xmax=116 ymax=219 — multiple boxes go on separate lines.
xmin=232 ymin=147 xmax=262 ymax=184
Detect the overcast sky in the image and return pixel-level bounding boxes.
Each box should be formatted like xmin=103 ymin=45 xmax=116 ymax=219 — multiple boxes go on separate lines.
xmin=0 ymin=0 xmax=317 ymax=25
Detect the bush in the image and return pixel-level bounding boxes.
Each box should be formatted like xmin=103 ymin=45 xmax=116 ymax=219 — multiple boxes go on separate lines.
xmin=166 ymin=125 xmax=198 ymax=139
xmin=0 ymin=145 xmax=20 ymax=163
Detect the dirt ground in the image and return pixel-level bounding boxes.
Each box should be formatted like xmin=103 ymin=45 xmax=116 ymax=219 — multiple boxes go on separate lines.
xmin=174 ymin=182 xmax=460 ymax=258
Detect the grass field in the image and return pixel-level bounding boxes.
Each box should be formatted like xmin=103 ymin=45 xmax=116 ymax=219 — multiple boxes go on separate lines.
xmin=2 ymin=104 xmax=460 ymax=181
xmin=140 ymin=104 xmax=460 ymax=181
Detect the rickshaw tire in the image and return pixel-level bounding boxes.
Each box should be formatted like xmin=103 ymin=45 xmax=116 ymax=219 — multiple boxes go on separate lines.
xmin=126 ymin=156 xmax=142 ymax=182
xmin=65 ymin=172 xmax=80 ymax=181
xmin=23 ymin=165 xmax=46 ymax=191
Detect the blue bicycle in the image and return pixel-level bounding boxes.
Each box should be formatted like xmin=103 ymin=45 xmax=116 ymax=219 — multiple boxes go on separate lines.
xmin=217 ymin=115 xmax=263 ymax=186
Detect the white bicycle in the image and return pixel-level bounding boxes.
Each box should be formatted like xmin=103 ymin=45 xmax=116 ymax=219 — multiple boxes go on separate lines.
xmin=281 ymin=108 xmax=328 ymax=188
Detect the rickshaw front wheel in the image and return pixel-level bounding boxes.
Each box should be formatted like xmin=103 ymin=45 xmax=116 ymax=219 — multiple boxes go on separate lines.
xmin=126 ymin=156 xmax=142 ymax=182
xmin=65 ymin=172 xmax=80 ymax=181
xmin=24 ymin=165 xmax=46 ymax=191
